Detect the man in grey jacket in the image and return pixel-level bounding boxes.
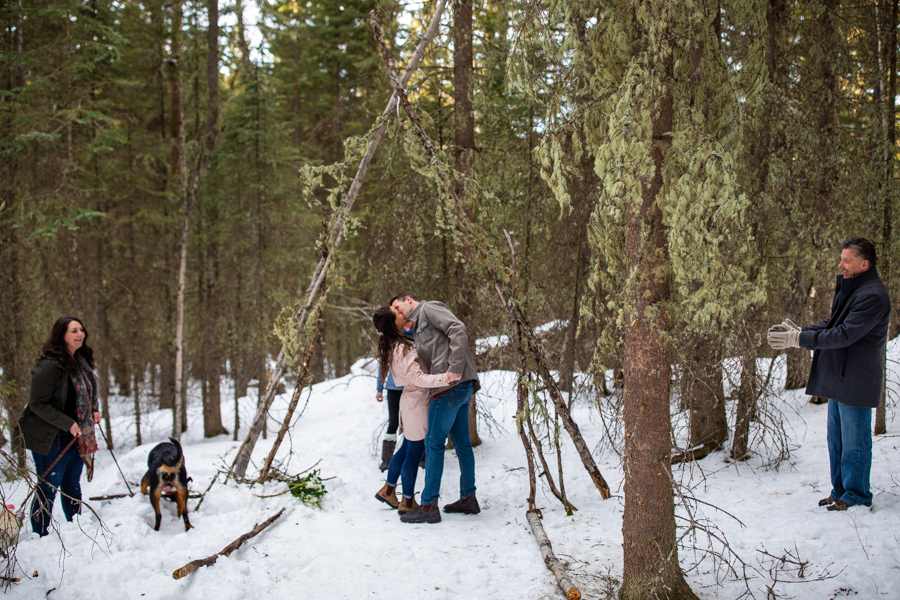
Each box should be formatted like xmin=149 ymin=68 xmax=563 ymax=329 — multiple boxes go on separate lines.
xmin=391 ymin=292 xmax=480 ymax=523
xmin=768 ymin=237 xmax=891 ymax=511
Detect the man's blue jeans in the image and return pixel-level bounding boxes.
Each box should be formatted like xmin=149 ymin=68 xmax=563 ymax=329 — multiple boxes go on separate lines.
xmin=31 ymin=432 xmax=84 ymax=536
xmin=421 ymin=380 xmax=476 ymax=505
xmin=827 ymin=399 xmax=873 ymax=506
xmin=386 ymin=438 xmax=425 ymax=499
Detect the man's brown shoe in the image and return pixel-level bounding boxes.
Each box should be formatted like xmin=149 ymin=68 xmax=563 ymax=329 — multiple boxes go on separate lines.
xmin=397 ymin=496 xmax=420 ymax=514
xmin=826 ymin=499 xmax=850 ymax=512
xmin=400 ymin=501 xmax=441 ymax=524
xmin=375 ymin=483 xmax=399 ymax=509
xmin=818 ymin=496 xmax=836 ymax=507
xmin=444 ymin=493 xmax=480 ymax=514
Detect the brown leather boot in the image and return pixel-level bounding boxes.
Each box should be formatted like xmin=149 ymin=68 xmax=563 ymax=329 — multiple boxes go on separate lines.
xmin=400 ymin=501 xmax=441 ymax=524
xmin=375 ymin=483 xmax=399 ymax=509
xmin=444 ymin=493 xmax=480 ymax=514
xmin=397 ymin=496 xmax=420 ymax=514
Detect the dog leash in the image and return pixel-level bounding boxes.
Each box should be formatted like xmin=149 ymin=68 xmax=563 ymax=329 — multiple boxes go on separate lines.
xmin=98 ymin=426 xmax=134 ymax=497
xmin=39 ymin=436 xmax=78 ymax=480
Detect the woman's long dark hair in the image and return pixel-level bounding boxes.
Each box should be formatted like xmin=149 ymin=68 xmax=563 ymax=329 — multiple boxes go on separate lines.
xmin=373 ymin=307 xmax=413 ymax=385
xmin=37 ymin=316 xmax=95 ymax=375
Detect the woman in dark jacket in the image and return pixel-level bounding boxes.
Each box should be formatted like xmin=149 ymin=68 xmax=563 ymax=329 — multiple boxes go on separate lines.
xmin=14 ymin=317 xmax=101 ymax=536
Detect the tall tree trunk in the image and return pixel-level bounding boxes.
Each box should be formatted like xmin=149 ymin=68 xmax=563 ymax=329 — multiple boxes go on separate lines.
xmin=128 ymin=221 xmax=143 ymax=446
xmin=875 ymin=0 xmax=897 ymax=435
xmin=94 ymin=230 xmax=112 ymax=448
xmin=200 ymin=0 xmax=226 ymax=438
xmin=620 ymin=6 xmax=697 ymax=598
xmin=202 ymin=218 xmax=227 ymax=438
xmin=452 ymin=0 xmax=481 ymax=446
xmin=170 ymin=0 xmax=188 ymax=437
xmin=207 ymin=0 xmax=218 ymax=144
xmin=1 ymin=3 xmax=27 ymax=467
xmin=64 ymin=12 xmax=84 ymax=316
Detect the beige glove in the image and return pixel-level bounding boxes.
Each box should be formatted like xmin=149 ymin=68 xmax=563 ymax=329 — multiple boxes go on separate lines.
xmin=767 ymin=318 xmax=801 ymax=350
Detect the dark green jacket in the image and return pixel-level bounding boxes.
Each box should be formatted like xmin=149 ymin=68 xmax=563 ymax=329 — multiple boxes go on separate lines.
xmin=13 ymin=360 xmax=78 ymax=456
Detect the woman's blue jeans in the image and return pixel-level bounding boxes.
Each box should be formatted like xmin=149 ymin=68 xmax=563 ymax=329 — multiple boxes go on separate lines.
xmin=421 ymin=380 xmax=476 ymax=505
xmin=31 ymin=432 xmax=84 ymax=536
xmin=386 ymin=438 xmax=425 ymax=499
xmin=827 ymin=399 xmax=873 ymax=506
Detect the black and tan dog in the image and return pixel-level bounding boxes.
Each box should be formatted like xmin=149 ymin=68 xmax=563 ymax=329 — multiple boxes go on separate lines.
xmin=140 ymin=437 xmax=192 ymax=531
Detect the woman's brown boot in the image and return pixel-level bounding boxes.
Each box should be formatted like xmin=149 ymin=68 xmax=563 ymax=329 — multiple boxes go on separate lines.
xmin=375 ymin=483 xmax=399 ymax=509
xmin=397 ymin=496 xmax=419 ymax=513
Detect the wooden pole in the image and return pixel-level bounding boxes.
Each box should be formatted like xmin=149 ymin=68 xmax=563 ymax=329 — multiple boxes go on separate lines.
xmin=228 ymin=0 xmax=449 ymax=481
xmin=256 ymin=323 xmax=321 ymax=484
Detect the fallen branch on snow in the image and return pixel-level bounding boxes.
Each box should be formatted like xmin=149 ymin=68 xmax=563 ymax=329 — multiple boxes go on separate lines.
xmin=89 ymin=492 xmax=202 ymax=502
xmin=526 ymin=509 xmax=581 ymax=600
xmin=172 ymin=508 xmax=285 ymax=580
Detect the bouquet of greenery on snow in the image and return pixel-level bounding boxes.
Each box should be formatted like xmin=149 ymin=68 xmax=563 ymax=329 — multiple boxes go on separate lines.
xmin=288 ymin=469 xmax=327 ymax=509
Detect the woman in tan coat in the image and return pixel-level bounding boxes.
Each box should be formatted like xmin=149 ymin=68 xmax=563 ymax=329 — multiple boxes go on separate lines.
xmin=372 ymin=306 xmax=449 ymax=513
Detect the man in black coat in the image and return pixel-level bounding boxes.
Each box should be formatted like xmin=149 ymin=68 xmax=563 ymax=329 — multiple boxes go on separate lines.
xmin=768 ymin=237 xmax=891 ymax=511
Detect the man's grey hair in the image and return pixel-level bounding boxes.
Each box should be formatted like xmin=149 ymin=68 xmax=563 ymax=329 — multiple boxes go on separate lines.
xmin=841 ymin=237 xmax=877 ymax=268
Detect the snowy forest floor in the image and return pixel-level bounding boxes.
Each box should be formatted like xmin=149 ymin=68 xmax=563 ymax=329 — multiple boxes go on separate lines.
xmin=5 ymin=342 xmax=900 ymax=599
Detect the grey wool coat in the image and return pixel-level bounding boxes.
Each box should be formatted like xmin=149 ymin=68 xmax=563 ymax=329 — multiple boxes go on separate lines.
xmin=407 ymin=301 xmax=480 ymax=394
xmin=799 ymin=267 xmax=891 ymax=408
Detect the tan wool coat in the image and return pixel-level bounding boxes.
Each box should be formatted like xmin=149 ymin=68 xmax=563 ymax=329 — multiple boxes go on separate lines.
xmin=389 ymin=342 xmax=445 ymax=441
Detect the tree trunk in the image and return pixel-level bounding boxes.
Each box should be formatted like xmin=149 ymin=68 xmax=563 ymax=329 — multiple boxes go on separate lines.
xmin=1 ymin=17 xmax=27 ymax=466
xmin=875 ymin=0 xmax=897 ymax=436
xmin=784 ymin=348 xmax=810 ymax=390
xmin=559 ymin=234 xmax=588 ymax=395
xmin=92 ymin=214 xmax=113 ymax=448
xmin=64 ymin=13 xmax=84 ymax=316
xmin=170 ymin=0 xmax=188 ymax=437
xmin=201 ymin=0 xmax=227 ymax=440
xmin=452 ymin=0 xmax=481 ymax=447
xmin=732 ymin=351 xmax=758 ymax=461
xmin=202 ymin=220 xmax=227 ymax=438
xmin=620 ymin=6 xmax=697 ymax=597
xmin=129 ymin=222 xmax=143 ymax=446
xmin=685 ymin=340 xmax=728 ymax=451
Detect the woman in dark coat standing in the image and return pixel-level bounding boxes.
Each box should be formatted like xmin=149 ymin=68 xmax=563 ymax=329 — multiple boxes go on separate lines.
xmin=13 ymin=316 xmax=101 ymax=536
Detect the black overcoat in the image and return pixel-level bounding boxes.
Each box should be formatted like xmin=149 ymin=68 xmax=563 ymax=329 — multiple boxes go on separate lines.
xmin=799 ymin=267 xmax=891 ymax=408
xmin=12 ymin=360 xmax=77 ymax=455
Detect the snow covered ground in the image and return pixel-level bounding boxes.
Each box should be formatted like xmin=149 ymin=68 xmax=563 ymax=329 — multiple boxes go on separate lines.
xmin=5 ymin=343 xmax=900 ymax=599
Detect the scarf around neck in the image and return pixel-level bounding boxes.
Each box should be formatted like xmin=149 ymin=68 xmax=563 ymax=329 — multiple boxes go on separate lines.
xmin=58 ymin=355 xmax=99 ymax=459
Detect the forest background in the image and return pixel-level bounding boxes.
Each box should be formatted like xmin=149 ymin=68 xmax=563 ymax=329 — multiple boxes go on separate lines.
xmin=1 ymin=0 xmax=899 ymax=596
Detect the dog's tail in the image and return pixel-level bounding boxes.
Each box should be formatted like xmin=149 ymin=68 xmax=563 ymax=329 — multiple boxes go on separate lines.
xmin=168 ymin=437 xmax=183 ymax=464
